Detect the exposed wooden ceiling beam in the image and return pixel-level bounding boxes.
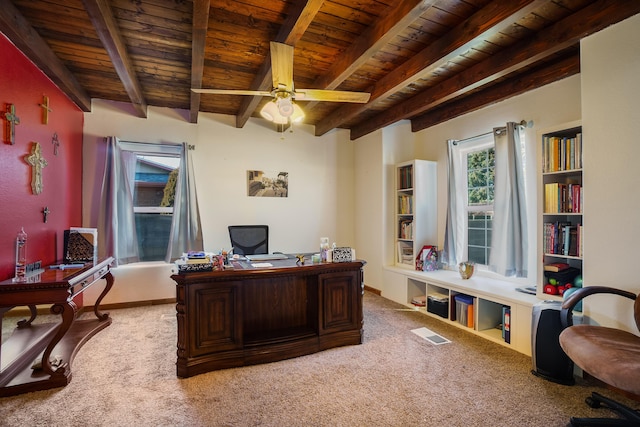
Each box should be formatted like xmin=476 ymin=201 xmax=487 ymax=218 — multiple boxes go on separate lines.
xmin=350 ymin=0 xmax=640 ymax=140
xmin=234 ymin=0 xmax=325 ymax=128
xmin=303 ymin=0 xmax=436 ymax=113
xmin=411 ymin=54 xmax=580 ymax=132
xmin=189 ymin=0 xmax=211 ymax=124
xmin=0 ymin=0 xmax=91 ymax=111
xmin=82 ymin=0 xmax=147 ymax=118
xmin=315 ymin=0 xmax=546 ymax=136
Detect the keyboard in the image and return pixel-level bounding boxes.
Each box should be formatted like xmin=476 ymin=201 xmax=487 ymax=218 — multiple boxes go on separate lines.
xmin=245 ymin=253 xmax=289 ymax=261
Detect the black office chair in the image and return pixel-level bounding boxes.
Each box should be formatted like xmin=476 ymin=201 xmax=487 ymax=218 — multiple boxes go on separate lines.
xmin=559 ymin=286 xmax=640 ymax=426
xmin=228 ymin=225 xmax=269 ymax=255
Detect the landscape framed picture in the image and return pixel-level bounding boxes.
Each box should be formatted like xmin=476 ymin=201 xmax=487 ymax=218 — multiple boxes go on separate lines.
xmin=247 ymin=170 xmax=288 ymax=197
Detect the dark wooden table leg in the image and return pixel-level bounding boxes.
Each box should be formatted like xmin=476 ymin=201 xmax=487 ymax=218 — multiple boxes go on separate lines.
xmin=16 ymin=305 xmax=38 ymax=328
xmin=39 ymin=301 xmax=77 ymax=378
xmin=92 ymin=271 xmax=114 ymax=321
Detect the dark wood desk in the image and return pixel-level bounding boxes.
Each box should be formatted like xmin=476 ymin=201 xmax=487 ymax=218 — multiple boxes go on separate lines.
xmin=171 ymin=258 xmax=365 ymax=377
xmin=0 ymin=257 xmax=114 ymax=397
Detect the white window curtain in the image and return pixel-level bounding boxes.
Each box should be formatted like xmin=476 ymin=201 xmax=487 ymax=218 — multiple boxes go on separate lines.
xmin=98 ymin=137 xmax=140 ymax=266
xmin=443 ymin=122 xmax=527 ymax=277
xmin=97 ymin=137 xmax=203 ymax=266
xmin=489 ymin=122 xmax=528 ymax=277
xmin=166 ymin=142 xmax=204 ymax=262
xmin=442 ymin=138 xmax=465 ymax=267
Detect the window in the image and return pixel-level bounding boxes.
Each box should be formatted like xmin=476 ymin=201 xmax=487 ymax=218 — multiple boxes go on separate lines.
xmin=445 ymin=123 xmax=530 ymax=279
xmin=466 ymin=147 xmax=494 ymax=265
xmin=133 ymin=155 xmax=179 ymax=261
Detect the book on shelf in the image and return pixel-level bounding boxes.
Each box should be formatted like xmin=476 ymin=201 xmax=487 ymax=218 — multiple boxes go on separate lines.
xmin=543 ymin=222 xmax=582 ymax=256
xmin=542 ymin=133 xmax=582 ymax=173
xmin=398 ymin=165 xmax=413 ymax=190
xmin=397 ymin=194 xmax=413 ymax=214
xmin=544 ymin=183 xmax=581 ymax=213
xmin=544 ymin=262 xmax=570 ymax=272
xmin=502 ymin=306 xmax=511 ymax=344
xmin=397 ymin=242 xmax=413 ymax=264
xmin=398 ymin=219 xmax=413 ymax=239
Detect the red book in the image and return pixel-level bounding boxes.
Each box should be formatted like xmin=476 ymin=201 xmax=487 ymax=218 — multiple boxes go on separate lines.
xmin=544 ymin=262 xmax=570 ymax=272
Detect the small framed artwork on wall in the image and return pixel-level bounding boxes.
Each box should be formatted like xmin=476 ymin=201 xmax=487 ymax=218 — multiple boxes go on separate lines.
xmin=247 ymin=170 xmax=288 ymax=197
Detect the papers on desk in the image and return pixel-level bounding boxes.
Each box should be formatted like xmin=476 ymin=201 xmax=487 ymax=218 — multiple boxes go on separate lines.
xmin=251 ymin=262 xmax=273 ymax=268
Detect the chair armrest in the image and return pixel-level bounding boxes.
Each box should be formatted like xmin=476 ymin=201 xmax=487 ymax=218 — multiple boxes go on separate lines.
xmin=560 ymin=286 xmax=637 ymax=329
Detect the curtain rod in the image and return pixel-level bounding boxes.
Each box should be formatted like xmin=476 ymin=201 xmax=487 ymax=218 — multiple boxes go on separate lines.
xmin=450 ymin=120 xmax=533 ymax=145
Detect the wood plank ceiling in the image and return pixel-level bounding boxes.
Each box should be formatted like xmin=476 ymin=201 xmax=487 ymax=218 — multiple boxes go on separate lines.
xmin=1 ymin=0 xmax=638 ymax=140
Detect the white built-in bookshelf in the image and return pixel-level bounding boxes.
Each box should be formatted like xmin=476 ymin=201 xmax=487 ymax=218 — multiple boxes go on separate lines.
xmin=537 ymin=121 xmax=583 ymax=300
xmin=394 ymin=160 xmax=437 ymax=268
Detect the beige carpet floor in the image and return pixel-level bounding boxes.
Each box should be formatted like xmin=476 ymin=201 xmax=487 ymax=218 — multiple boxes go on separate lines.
xmin=1 ymin=291 xmax=637 ymax=427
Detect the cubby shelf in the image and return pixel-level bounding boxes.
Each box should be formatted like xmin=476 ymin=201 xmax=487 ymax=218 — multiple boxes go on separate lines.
xmin=383 ymin=266 xmax=539 ymax=356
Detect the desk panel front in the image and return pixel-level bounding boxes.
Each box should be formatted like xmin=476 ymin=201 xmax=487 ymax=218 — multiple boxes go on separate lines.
xmin=171 ymin=260 xmax=365 ymax=377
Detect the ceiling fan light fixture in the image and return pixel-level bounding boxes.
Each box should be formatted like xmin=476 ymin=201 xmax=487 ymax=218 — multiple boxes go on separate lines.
xmin=260 ymin=100 xmax=280 ymax=122
xmin=276 ymin=96 xmax=294 ymax=117
xmin=260 ymin=97 xmax=304 ymax=125
xmin=291 ymin=103 xmax=305 ymax=123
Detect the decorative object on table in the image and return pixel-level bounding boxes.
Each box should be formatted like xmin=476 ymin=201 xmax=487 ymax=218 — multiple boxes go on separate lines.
xmin=24 ymin=142 xmax=48 ymax=194
xmin=14 ymin=227 xmax=28 ymax=282
xmin=296 ymin=254 xmax=305 ymax=265
xmin=39 ymin=95 xmax=52 ymax=124
xmin=42 ymin=206 xmax=50 ymax=223
xmin=4 ymin=103 xmax=20 ymax=145
xmin=458 ymin=261 xmax=475 ymax=279
xmin=320 ymin=237 xmax=330 ymax=261
xmin=63 ymin=227 xmax=97 ymax=263
xmin=51 ymin=132 xmax=60 ymax=155
xmin=332 ymin=247 xmax=355 ymax=262
xmin=416 ymin=245 xmax=438 ymax=271
xmin=175 ymin=251 xmax=225 ymax=273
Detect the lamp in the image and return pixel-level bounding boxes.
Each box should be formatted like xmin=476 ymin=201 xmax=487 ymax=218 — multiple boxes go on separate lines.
xmin=260 ymin=93 xmax=305 ymax=125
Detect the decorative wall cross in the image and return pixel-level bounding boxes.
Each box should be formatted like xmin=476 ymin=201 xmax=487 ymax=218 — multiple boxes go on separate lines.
xmin=43 ymin=206 xmax=50 ymax=223
xmin=52 ymin=132 xmax=60 ymax=155
xmin=4 ymin=104 xmax=20 ymax=145
xmin=39 ymin=95 xmax=52 ymax=124
xmin=25 ymin=142 xmax=48 ymax=195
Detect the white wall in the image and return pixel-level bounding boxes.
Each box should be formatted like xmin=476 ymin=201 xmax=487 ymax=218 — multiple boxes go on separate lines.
xmin=363 ymin=74 xmax=582 ymax=296
xmin=581 ymin=14 xmax=640 ymax=331
xmin=82 ymin=100 xmax=355 ymax=304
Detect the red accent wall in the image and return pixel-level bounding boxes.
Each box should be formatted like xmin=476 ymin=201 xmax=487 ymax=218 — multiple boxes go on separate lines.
xmin=0 ymin=33 xmax=84 ymax=281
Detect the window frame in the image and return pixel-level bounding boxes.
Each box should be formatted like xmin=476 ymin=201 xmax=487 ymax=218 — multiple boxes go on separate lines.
xmin=451 ymin=135 xmax=494 ymax=268
xmin=465 ymin=145 xmax=495 ymax=266
xmin=119 ymin=142 xmax=182 ymax=263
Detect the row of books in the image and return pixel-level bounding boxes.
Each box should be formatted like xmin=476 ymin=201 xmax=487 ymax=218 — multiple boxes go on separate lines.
xmin=398 ymin=219 xmax=413 ymax=239
xmin=544 ymin=182 xmax=582 ymax=213
xmin=542 ymin=133 xmax=582 ymax=173
xmin=396 ymin=242 xmax=413 ymax=265
xmin=397 ymin=194 xmax=414 ymax=214
xmin=397 ymin=165 xmax=413 ymax=190
xmin=454 ymin=294 xmax=474 ymax=329
xmin=543 ymin=222 xmax=583 ymax=257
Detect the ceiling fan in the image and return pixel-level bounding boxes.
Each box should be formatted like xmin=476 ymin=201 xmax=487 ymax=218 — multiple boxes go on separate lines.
xmin=192 ymin=42 xmax=371 ymax=125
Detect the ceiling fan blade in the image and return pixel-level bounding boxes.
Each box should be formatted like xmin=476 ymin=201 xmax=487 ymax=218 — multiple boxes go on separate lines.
xmin=191 ymin=88 xmax=272 ymax=96
xmin=270 ymin=41 xmax=294 ymax=92
xmin=294 ymin=89 xmax=370 ymax=103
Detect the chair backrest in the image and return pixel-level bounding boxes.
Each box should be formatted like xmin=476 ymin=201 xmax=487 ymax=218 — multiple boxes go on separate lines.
xmin=228 ymin=225 xmax=269 ymax=255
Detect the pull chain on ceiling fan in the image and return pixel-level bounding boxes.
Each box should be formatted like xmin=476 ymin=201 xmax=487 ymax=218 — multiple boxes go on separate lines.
xmin=193 ymin=42 xmax=370 ymax=126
